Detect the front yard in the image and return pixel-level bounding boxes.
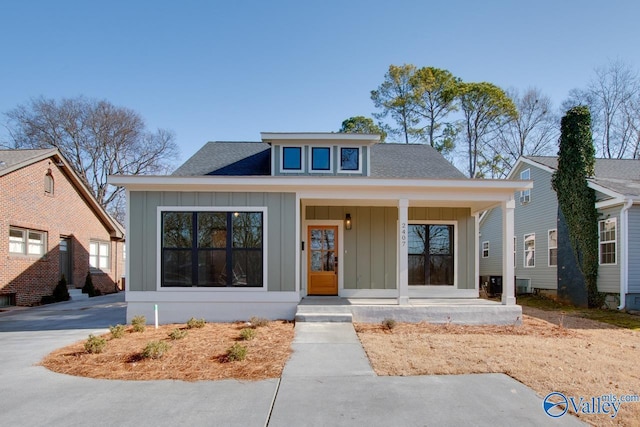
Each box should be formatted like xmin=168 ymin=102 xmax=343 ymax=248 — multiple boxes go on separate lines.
xmin=355 ymin=304 xmax=640 ymax=426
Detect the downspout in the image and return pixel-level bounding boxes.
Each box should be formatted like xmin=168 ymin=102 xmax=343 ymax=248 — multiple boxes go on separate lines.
xmin=618 ymin=198 xmax=633 ymax=310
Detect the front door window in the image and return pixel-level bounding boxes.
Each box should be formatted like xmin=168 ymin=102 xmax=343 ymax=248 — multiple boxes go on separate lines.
xmin=307 ymin=226 xmax=338 ymax=295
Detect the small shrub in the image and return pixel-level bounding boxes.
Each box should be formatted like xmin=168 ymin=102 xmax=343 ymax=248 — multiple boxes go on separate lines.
xmin=84 ymin=334 xmax=107 ymax=354
xmin=53 ymin=275 xmax=70 ymax=302
xmin=382 ymin=318 xmax=397 ymax=330
xmin=82 ymin=272 xmax=96 ymax=296
xmin=226 ymin=343 xmax=247 ymax=361
xmin=187 ymin=317 xmax=206 ymax=329
xmin=168 ymin=328 xmax=188 ymax=340
xmin=131 ymin=315 xmax=146 ymax=332
xmin=40 ymin=295 xmax=56 ymax=305
xmin=109 ymin=324 xmax=126 ymax=338
xmin=141 ymin=341 xmax=171 ymax=359
xmin=240 ymin=327 xmax=257 ymax=341
xmin=249 ymin=316 xmax=269 ymax=328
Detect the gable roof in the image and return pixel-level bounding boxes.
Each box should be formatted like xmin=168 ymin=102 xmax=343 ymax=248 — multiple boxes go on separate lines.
xmin=173 ymin=141 xmax=466 ymax=179
xmin=523 ymin=156 xmax=640 ymax=200
xmin=0 ymin=148 xmax=125 ymax=239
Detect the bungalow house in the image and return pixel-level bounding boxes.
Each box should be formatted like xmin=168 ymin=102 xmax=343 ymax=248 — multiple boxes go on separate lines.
xmin=0 ymin=149 xmax=125 ymax=306
xmin=109 ymin=133 xmax=531 ymax=324
xmin=479 ymin=156 xmax=640 ymax=310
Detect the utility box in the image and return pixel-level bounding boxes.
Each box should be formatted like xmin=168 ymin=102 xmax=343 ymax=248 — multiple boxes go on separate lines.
xmin=488 ymin=276 xmax=503 ymax=296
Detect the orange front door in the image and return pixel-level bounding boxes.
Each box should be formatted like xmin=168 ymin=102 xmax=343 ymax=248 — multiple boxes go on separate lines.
xmin=307 ymin=226 xmax=338 ymax=295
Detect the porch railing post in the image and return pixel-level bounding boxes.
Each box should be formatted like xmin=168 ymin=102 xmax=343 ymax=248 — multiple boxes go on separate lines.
xmin=398 ymin=198 xmax=409 ymax=305
xmin=502 ymin=198 xmax=516 ymax=305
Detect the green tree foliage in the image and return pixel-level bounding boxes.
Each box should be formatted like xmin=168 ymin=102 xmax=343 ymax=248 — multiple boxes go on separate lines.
xmin=339 ymin=116 xmax=386 ymax=141
xmin=371 ymin=64 xmax=420 ymax=144
xmin=458 ymin=82 xmax=517 ymax=178
xmin=551 ymin=106 xmax=601 ymax=307
xmin=4 ymin=96 xmax=179 ymax=222
xmin=410 ymin=66 xmax=461 ymax=153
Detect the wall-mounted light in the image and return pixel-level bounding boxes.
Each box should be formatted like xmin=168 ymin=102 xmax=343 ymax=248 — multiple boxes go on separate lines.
xmin=345 ymin=213 xmax=352 ymax=230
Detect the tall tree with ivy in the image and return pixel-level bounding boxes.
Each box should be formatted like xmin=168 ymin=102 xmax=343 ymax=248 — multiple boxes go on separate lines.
xmin=551 ymin=106 xmax=601 ymax=307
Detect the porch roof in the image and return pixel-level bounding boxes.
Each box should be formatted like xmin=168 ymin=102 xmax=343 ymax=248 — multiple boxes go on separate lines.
xmin=109 ymin=175 xmax=531 ymax=214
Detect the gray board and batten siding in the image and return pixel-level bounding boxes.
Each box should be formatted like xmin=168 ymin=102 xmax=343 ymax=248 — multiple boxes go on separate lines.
xmin=306 ymin=206 xmax=475 ymax=290
xmin=128 ymin=191 xmax=297 ymax=292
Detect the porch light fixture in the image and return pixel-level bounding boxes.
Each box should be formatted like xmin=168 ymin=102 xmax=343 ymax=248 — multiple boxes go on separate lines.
xmin=345 ymin=213 xmax=352 ymax=230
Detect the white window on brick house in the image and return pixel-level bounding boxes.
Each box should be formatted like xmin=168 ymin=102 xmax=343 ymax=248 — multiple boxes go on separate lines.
xmin=9 ymin=227 xmax=46 ymax=256
xmin=90 ymin=240 xmax=110 ymax=270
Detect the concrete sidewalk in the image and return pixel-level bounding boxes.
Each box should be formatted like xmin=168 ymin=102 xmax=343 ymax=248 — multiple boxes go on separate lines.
xmin=268 ymin=322 xmax=585 ymax=427
xmin=0 ymin=296 xmax=586 ymax=426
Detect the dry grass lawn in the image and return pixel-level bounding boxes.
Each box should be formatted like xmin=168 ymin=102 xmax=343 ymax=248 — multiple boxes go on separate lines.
xmin=41 ymin=320 xmax=294 ymax=381
xmin=355 ymin=307 xmax=640 ymax=426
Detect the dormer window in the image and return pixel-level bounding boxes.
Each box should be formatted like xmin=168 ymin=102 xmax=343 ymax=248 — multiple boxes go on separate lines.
xmin=311 ymin=147 xmax=331 ymax=172
xmin=339 ymin=147 xmax=360 ymax=172
xmin=282 ymin=147 xmax=303 ymax=172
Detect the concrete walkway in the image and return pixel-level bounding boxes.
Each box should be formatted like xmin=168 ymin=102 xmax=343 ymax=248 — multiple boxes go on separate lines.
xmin=0 ymin=295 xmax=586 ymax=426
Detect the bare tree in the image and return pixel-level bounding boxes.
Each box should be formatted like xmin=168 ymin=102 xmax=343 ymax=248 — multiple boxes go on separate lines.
xmin=494 ymin=88 xmax=559 ymax=173
xmin=4 ymin=96 xmax=179 ymax=222
xmin=563 ymin=60 xmax=640 ymax=158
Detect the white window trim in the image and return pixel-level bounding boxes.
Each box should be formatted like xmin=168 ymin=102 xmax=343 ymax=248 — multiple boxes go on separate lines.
xmin=308 ymin=146 xmax=333 ymax=173
xmin=523 ymin=232 xmax=535 ymax=268
xmin=407 ymin=220 xmax=458 ymax=289
xmin=548 ymin=229 xmax=558 ymax=267
xmin=279 ymin=145 xmax=305 ymax=173
xmin=520 ymin=168 xmax=531 ymax=204
xmin=599 ymin=217 xmax=617 ymax=265
xmin=337 ymin=146 xmax=363 ymax=174
xmin=9 ymin=227 xmax=47 ymax=257
xmin=156 ymin=206 xmax=268 ymax=292
xmin=482 ymin=241 xmax=489 ymax=258
xmin=90 ymin=240 xmax=111 ymax=271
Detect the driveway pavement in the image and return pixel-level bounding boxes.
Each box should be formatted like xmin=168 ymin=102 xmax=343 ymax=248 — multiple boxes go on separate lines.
xmin=0 ymin=294 xmax=586 ymax=426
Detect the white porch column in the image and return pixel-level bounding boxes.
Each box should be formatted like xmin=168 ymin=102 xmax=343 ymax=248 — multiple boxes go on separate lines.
xmin=501 ymin=198 xmax=516 ymax=305
xmin=398 ymin=198 xmax=410 ymax=305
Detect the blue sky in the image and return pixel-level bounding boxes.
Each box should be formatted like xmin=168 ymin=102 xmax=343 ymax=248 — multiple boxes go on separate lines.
xmin=1 ymin=0 xmax=638 ymax=163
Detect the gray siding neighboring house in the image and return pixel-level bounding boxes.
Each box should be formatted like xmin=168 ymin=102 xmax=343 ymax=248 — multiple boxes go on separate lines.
xmin=110 ymin=132 xmax=530 ymax=323
xmin=479 ymin=156 xmax=640 ymax=310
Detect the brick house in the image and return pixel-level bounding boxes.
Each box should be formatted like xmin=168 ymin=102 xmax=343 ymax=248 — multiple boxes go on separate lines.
xmin=0 ymin=149 xmax=125 ymax=306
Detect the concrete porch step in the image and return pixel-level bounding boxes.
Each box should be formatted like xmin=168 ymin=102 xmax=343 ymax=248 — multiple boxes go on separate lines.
xmin=68 ymin=288 xmax=89 ymax=301
xmin=295 ymin=304 xmax=353 ymax=322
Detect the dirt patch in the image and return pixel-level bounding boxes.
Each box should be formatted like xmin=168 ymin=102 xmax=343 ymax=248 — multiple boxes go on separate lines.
xmin=41 ymin=321 xmax=294 ymax=381
xmin=356 ymin=310 xmax=640 ymax=426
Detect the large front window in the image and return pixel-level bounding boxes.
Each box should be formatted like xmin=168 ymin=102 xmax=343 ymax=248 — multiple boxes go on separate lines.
xmin=408 ymin=224 xmax=454 ymax=286
xmin=161 ymin=211 xmax=263 ymax=287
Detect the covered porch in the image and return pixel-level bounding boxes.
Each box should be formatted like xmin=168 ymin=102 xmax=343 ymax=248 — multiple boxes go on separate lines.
xmin=299 ymin=179 xmax=525 ymax=311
